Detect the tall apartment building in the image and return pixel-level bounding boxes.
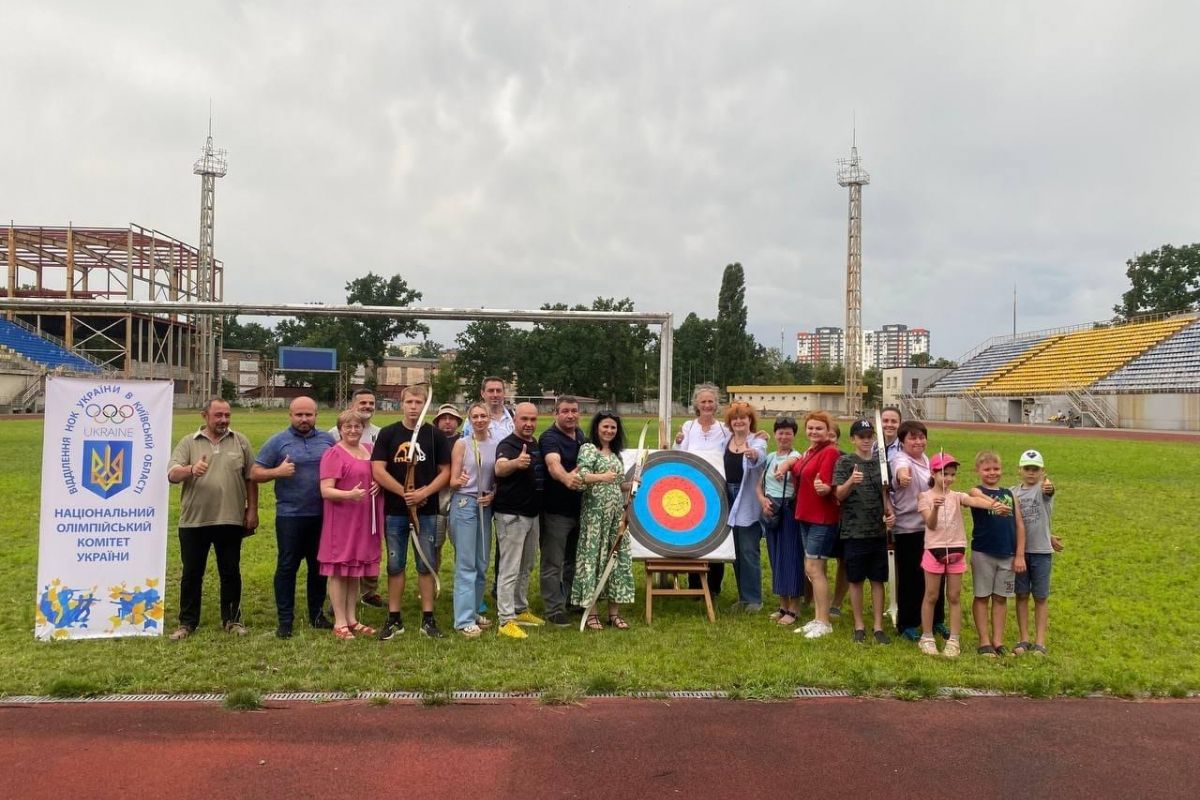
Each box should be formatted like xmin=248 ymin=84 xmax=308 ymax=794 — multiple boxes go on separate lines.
xmin=796 ymin=324 xmax=930 ymax=369
xmin=795 ymin=327 xmax=845 ymax=365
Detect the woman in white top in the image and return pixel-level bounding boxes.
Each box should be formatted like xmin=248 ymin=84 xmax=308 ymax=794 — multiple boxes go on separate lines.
xmin=674 ymin=383 xmax=730 ymax=454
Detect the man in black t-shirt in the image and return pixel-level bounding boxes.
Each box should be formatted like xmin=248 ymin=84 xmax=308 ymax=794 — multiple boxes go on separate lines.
xmin=492 ymin=402 xmax=547 ymax=638
xmin=538 ymin=395 xmax=586 ymax=625
xmin=371 ymin=386 xmax=451 ymax=639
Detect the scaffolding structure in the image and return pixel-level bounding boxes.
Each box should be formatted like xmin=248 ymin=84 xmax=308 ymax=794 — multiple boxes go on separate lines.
xmin=837 ymin=139 xmax=870 ymax=418
xmin=2 ymin=223 xmax=222 ymax=393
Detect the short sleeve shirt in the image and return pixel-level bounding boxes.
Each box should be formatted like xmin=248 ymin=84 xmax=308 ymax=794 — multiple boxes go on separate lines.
xmin=539 ymin=425 xmax=586 ymax=516
xmin=372 ymin=421 xmax=451 ymax=516
xmin=256 ymin=427 xmax=335 ymax=517
xmin=833 ymin=452 xmax=886 ymax=539
xmin=492 ymin=434 xmax=545 ymax=518
xmin=889 ymin=451 xmax=931 ymax=533
xmin=918 ymin=490 xmax=969 ymax=549
xmin=170 ymin=428 xmax=254 ymax=528
xmin=1013 ymin=482 xmax=1055 ymax=554
xmin=969 ymin=485 xmax=1017 ymax=556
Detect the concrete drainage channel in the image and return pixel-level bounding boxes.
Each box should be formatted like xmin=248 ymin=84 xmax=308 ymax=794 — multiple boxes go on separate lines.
xmin=0 ymin=687 xmax=1013 ymax=704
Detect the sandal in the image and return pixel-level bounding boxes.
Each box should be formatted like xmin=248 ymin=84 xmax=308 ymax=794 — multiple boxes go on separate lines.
xmin=976 ymin=645 xmax=997 ymax=658
xmin=1013 ymin=640 xmax=1032 ymax=656
xmin=768 ymin=607 xmax=785 ymax=621
xmin=333 ymin=625 xmax=356 ymax=640
xmin=1030 ymin=644 xmax=1048 ymax=656
xmin=777 ymin=612 xmax=797 ymax=626
xmin=608 ymin=614 xmax=630 ymax=630
xmin=584 ymin=614 xmax=604 ymax=631
xmin=349 ymin=622 xmax=376 ymax=637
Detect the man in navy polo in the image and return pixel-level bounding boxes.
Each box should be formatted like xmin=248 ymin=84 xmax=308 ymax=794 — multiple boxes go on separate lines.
xmin=539 ymin=395 xmax=586 ymax=625
xmin=252 ymin=396 xmax=336 ymax=639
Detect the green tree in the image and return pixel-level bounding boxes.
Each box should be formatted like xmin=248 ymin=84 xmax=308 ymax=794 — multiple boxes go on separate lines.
xmin=455 ymin=320 xmax=520 ymax=396
xmin=714 ymin=263 xmax=754 ymax=387
xmin=413 ymin=339 xmax=445 ymax=359
xmin=812 ymin=360 xmax=844 ymax=386
xmin=909 ymin=351 xmax=931 ymax=367
xmin=863 ymin=367 xmax=882 ymax=409
xmin=1114 ymin=243 xmax=1200 ymax=318
xmin=222 ymin=316 xmax=278 ymax=355
xmin=430 ymin=355 xmax=461 ymax=404
xmin=517 ymin=298 xmax=654 ymax=404
xmin=672 ymin=312 xmax=716 ymax=400
xmin=344 ymin=273 xmax=429 ymax=387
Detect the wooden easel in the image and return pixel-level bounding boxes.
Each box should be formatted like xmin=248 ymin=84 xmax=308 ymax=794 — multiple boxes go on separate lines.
xmin=643 ymin=559 xmax=715 ymax=624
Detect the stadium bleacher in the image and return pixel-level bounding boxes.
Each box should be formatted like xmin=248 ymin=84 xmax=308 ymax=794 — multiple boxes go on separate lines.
xmin=0 ymin=319 xmax=101 ymax=373
xmin=978 ymin=316 xmax=1194 ymax=395
xmin=1092 ymin=319 xmax=1200 ymax=392
xmin=925 ymin=335 xmax=1056 ymax=396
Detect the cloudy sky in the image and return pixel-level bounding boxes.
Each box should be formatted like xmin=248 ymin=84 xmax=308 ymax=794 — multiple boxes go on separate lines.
xmin=5 ymin=1 xmax=1198 ymax=360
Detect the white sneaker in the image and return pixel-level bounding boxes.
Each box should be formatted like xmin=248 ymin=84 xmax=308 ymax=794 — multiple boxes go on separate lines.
xmin=793 ymin=619 xmax=820 ymax=635
xmin=458 ymin=624 xmax=482 ymax=639
xmin=918 ymin=634 xmax=939 ymax=655
xmin=804 ymin=622 xmax=833 ymax=639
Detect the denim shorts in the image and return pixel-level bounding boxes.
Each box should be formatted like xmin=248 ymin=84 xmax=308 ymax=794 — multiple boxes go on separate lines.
xmin=799 ymin=521 xmax=838 ymax=560
xmin=1014 ymin=552 xmax=1052 ymax=599
xmin=384 ymin=514 xmax=438 ymax=576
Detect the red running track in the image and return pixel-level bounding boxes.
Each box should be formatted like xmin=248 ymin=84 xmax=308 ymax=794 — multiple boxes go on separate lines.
xmin=2 ymin=698 xmax=1197 ymax=799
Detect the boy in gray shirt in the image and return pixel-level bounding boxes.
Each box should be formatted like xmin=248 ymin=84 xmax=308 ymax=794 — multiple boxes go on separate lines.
xmin=1011 ymin=449 xmax=1062 ymax=655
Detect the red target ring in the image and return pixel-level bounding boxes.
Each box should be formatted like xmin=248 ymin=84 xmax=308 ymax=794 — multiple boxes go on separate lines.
xmin=646 ymin=476 xmax=706 ymax=531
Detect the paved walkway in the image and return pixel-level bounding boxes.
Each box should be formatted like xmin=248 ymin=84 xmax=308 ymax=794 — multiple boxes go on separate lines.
xmin=2 ymin=697 xmax=1197 ymax=799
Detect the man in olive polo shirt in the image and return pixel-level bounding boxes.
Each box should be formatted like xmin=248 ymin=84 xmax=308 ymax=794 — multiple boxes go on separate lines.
xmin=167 ymin=397 xmax=259 ymax=640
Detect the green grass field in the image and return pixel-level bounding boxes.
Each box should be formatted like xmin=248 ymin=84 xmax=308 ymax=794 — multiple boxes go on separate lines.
xmin=2 ymin=408 xmax=1197 ymax=699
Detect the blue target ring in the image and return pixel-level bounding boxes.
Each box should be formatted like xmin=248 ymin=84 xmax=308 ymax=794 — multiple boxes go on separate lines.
xmin=628 ymin=451 xmax=730 ymax=558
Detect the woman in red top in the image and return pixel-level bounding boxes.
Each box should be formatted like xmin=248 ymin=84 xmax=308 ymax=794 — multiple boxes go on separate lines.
xmin=790 ymin=411 xmax=842 ymax=639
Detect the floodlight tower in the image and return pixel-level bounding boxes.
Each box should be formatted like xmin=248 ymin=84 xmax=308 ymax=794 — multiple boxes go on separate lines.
xmin=193 ymin=122 xmax=227 ymax=403
xmin=836 ymin=136 xmax=870 ymax=418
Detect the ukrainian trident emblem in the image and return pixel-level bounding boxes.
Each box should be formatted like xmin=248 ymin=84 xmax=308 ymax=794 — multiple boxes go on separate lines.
xmin=82 ymin=440 xmax=133 ymax=499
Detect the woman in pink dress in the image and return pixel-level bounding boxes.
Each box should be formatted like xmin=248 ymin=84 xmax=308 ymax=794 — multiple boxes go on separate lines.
xmin=319 ymin=410 xmax=383 ymax=640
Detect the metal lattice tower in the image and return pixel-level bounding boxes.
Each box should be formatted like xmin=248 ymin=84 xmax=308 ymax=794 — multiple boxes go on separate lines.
xmin=837 ymin=138 xmax=870 ymax=418
xmin=193 ymin=122 xmax=227 ymax=403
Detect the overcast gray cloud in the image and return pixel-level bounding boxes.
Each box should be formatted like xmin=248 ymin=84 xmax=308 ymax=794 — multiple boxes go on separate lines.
xmin=4 ymin=1 xmax=1198 ymax=360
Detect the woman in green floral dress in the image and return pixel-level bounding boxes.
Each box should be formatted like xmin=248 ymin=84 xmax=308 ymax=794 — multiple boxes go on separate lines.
xmin=571 ymin=411 xmax=633 ymax=630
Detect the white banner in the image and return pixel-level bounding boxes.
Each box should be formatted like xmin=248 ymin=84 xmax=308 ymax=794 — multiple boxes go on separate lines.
xmin=35 ymin=378 xmax=173 ymax=640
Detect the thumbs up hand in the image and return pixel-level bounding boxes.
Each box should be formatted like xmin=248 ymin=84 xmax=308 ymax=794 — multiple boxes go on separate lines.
xmin=516 ymin=443 xmax=532 ymax=469
xmin=277 ymin=454 xmax=296 ymax=478
xmin=193 ymin=454 xmax=209 ymax=477
xmin=847 ymin=465 xmax=864 ymax=486
xmin=813 ymin=475 xmax=830 ymax=496
xmin=1042 ymin=475 xmax=1055 ymax=496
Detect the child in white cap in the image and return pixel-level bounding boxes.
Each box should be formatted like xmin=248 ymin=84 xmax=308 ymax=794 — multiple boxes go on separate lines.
xmin=1011 ymin=449 xmax=1060 ymax=655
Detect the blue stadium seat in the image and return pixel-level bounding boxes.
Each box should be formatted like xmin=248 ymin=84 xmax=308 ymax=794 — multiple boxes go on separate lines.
xmin=925 ymin=336 xmax=1049 ymax=396
xmin=1092 ymin=320 xmax=1200 ymax=392
xmin=0 ymin=319 xmax=102 ymax=373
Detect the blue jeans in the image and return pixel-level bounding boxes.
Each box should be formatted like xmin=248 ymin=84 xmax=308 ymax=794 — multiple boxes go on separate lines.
xmin=732 ymin=523 xmax=763 ymax=607
xmin=449 ymin=495 xmax=492 ymax=629
xmin=273 ymin=515 xmax=326 ymax=625
xmin=385 ymin=514 xmax=438 ymax=576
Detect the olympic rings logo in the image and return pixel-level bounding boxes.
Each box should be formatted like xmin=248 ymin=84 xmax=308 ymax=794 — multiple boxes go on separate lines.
xmin=85 ymin=403 xmax=135 ymax=423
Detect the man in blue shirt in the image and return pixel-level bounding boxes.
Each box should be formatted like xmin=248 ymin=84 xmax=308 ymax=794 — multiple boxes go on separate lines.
xmin=252 ymin=396 xmax=336 ymax=639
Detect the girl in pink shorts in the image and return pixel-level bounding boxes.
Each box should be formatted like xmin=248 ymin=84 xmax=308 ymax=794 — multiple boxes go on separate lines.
xmin=917 ymin=453 xmax=1009 ymax=658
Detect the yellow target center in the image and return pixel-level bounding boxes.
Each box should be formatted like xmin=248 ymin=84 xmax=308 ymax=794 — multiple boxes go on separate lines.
xmin=661 ymin=488 xmax=692 ymax=518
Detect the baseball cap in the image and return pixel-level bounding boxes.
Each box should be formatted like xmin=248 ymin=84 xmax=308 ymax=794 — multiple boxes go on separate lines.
xmin=929 ymin=452 xmax=960 ymax=471
xmin=433 ymin=403 xmax=462 ymax=422
xmin=849 ymin=419 xmax=874 ymax=437
xmin=1019 ymin=449 xmax=1044 ymax=468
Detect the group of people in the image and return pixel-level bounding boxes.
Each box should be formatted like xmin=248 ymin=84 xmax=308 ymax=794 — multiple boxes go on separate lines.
xmin=166 ymin=379 xmax=1061 ymax=655
xmin=165 ymin=379 xmax=641 ymax=641
xmin=671 ymin=383 xmax=1061 ymax=656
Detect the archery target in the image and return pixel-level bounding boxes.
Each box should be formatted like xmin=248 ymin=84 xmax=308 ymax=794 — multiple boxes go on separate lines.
xmin=622 ymin=450 xmax=733 ymax=560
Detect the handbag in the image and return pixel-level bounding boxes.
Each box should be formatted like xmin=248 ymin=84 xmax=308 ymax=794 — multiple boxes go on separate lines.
xmin=759 ymin=453 xmax=790 ymax=530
